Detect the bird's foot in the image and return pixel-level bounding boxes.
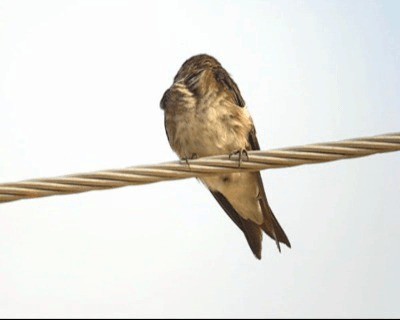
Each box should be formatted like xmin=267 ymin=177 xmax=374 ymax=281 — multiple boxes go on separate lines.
xmin=229 ymin=149 xmax=249 ymax=168
xmin=180 ymin=153 xmax=199 ymax=170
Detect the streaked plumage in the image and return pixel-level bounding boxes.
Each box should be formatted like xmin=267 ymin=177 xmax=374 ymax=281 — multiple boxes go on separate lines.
xmin=160 ymin=54 xmax=290 ymax=259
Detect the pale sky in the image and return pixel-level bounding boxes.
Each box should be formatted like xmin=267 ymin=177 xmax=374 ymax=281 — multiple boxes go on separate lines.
xmin=0 ymin=0 xmax=399 ymax=318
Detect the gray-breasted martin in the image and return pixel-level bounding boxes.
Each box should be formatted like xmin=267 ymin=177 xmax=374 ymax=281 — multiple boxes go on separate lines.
xmin=160 ymin=54 xmax=290 ymax=259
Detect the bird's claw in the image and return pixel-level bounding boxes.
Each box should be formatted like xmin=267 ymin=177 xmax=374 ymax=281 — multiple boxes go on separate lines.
xmin=180 ymin=153 xmax=199 ymax=170
xmin=229 ymin=149 xmax=249 ymax=168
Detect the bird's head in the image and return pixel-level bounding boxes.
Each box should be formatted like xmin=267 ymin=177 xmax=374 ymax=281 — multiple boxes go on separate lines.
xmin=173 ymin=54 xmax=221 ymax=83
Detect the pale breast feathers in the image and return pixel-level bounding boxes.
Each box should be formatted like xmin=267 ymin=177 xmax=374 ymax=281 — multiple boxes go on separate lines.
xmin=160 ymin=68 xmax=253 ymax=158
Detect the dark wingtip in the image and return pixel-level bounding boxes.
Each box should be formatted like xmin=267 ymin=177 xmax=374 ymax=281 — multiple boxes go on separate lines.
xmin=254 ymin=252 xmax=262 ymax=260
xmin=249 ymin=242 xmax=262 ymax=260
xmin=279 ymin=238 xmax=291 ymax=250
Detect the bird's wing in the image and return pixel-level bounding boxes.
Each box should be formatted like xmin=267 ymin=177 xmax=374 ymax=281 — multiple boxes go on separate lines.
xmin=210 ymin=190 xmax=263 ymax=259
xmin=247 ymin=127 xmax=291 ymax=250
xmin=213 ymin=67 xmax=246 ymax=107
xmin=160 ymin=88 xmax=174 ymax=146
xmin=211 ymin=66 xmax=291 ymax=254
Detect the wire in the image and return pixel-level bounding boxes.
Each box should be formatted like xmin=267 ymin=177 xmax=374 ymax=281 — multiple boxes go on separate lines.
xmin=0 ymin=132 xmax=399 ymax=204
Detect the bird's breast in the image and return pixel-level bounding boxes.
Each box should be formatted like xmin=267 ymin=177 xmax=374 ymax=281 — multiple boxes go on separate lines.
xmin=165 ymin=87 xmax=253 ymax=159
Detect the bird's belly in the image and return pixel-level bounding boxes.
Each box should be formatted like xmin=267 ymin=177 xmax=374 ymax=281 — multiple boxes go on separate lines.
xmin=176 ymin=121 xmax=235 ymax=156
xmin=169 ymin=104 xmax=249 ymax=158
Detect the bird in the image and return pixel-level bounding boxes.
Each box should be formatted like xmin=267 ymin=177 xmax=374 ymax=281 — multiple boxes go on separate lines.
xmin=160 ymin=54 xmax=290 ymax=259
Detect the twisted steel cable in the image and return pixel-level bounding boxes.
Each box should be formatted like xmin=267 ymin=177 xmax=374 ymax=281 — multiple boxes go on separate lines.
xmin=0 ymin=132 xmax=399 ymax=204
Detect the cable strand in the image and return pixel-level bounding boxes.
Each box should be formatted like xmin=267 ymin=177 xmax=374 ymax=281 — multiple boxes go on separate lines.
xmin=0 ymin=132 xmax=399 ymax=204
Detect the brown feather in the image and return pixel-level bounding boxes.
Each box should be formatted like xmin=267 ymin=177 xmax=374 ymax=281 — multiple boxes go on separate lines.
xmin=210 ymin=191 xmax=262 ymax=259
xmin=248 ymin=127 xmax=291 ymax=249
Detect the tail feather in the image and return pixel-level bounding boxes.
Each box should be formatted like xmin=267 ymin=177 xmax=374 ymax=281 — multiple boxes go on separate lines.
xmin=259 ymin=196 xmax=291 ymax=250
xmin=256 ymin=173 xmax=291 ymax=250
xmin=209 ymin=173 xmax=290 ymax=259
xmin=210 ymin=190 xmax=263 ymax=259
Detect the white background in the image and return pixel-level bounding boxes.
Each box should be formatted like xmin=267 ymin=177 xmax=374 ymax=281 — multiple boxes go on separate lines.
xmin=0 ymin=0 xmax=399 ymax=317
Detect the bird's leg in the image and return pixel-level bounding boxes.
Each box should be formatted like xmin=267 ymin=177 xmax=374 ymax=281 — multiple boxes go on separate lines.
xmin=229 ymin=149 xmax=249 ymax=168
xmin=180 ymin=153 xmax=199 ymax=170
